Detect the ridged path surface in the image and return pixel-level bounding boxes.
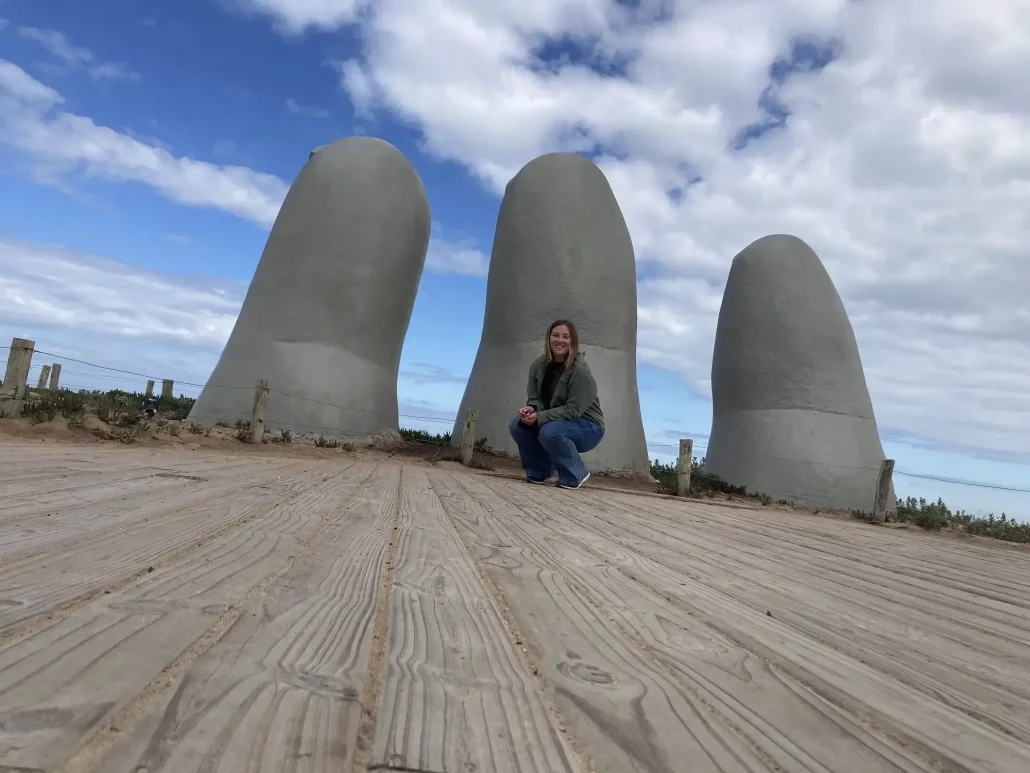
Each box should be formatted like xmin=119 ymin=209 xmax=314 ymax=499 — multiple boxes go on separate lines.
xmin=0 ymin=441 xmax=1028 ymax=773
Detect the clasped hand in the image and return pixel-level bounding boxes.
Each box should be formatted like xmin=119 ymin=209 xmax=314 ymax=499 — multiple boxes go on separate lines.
xmin=519 ymin=405 xmax=538 ymax=425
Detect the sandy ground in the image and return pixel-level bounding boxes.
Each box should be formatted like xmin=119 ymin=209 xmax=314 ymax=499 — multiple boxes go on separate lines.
xmin=1 ymin=439 xmax=1029 ymax=773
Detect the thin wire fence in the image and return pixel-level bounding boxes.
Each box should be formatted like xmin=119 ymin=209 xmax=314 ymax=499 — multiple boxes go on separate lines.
xmin=3 ymin=343 xmax=1029 ymax=496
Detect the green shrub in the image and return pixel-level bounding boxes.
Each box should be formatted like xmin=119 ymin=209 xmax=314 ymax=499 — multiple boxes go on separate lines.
xmin=891 ymin=496 xmax=1030 ymax=543
xmin=400 ymin=427 xmax=452 ymax=446
xmin=651 ymin=456 xmax=748 ymax=498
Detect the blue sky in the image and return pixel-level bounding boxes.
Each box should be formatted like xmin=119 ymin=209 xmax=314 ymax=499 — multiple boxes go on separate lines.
xmin=1 ymin=0 xmax=1028 ymax=518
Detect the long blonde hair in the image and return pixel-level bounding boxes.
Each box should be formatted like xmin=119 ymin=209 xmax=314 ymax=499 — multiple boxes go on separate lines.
xmin=544 ymin=319 xmax=579 ymax=371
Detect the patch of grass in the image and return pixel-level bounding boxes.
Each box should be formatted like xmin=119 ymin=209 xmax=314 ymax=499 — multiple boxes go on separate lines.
xmin=188 ymin=422 xmax=205 ymax=435
xmin=89 ymin=425 xmax=115 ymax=440
xmin=155 ymin=393 xmax=194 ymax=421
xmin=400 ymin=427 xmax=451 ymax=446
xmin=119 ymin=422 xmax=145 ymax=444
xmin=216 ymin=420 xmax=231 ymax=428
xmin=315 ymin=435 xmax=340 ymax=449
xmin=650 ymin=457 xmax=748 ymax=498
xmin=59 ymin=391 xmax=86 ymax=418
xmin=19 ymin=389 xmax=92 ymax=424
xmin=22 ymin=397 xmax=58 ymax=424
xmin=885 ymin=496 xmax=1030 ymax=543
xmin=234 ymin=427 xmax=251 ymax=443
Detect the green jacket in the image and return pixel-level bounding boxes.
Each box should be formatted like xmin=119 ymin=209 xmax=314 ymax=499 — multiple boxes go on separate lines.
xmin=526 ymin=352 xmax=605 ymax=428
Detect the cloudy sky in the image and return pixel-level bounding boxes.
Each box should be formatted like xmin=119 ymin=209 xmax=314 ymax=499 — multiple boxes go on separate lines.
xmin=1 ymin=0 xmax=1028 ymax=517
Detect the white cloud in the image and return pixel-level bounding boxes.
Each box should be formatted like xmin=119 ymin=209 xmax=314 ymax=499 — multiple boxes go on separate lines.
xmin=230 ymin=0 xmax=368 ymax=33
xmin=0 ymin=235 xmax=243 ymax=391
xmin=426 ymin=236 xmax=489 ymax=276
xmin=330 ymin=59 xmax=375 ymax=116
xmin=286 ymin=97 xmax=330 ymax=118
xmin=88 ymin=61 xmax=139 ymax=82
xmin=17 ymin=26 xmax=140 ymax=81
xmin=300 ymin=0 xmax=1030 ymax=461
xmin=0 ymin=59 xmax=289 ymax=225
xmin=0 ymin=60 xmax=62 ymax=105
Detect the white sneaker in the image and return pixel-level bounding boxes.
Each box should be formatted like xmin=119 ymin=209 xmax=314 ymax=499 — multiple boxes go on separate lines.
xmin=558 ymin=472 xmax=590 ymax=490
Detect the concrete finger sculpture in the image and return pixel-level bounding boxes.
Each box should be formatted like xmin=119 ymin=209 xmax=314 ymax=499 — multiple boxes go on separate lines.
xmin=704 ymin=234 xmax=894 ymax=512
xmin=190 ymin=137 xmax=431 ymax=438
xmin=454 ymin=152 xmax=650 ymax=475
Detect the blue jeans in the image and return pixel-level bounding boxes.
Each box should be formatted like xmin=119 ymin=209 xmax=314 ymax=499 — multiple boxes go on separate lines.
xmin=509 ymin=415 xmax=605 ymax=486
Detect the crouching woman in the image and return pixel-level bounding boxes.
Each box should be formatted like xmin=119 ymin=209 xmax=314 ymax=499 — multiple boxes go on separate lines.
xmin=508 ymin=319 xmax=605 ymax=489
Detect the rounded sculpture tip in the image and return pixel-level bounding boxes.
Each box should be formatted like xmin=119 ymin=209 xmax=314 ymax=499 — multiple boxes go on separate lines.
xmin=731 ymin=233 xmax=822 ymax=272
xmin=507 ymin=151 xmax=610 ymax=191
xmin=713 ymin=232 xmax=873 ymax=418
xmin=705 ymin=232 xmax=890 ymax=512
xmin=304 ymin=136 xmax=412 ymax=171
xmin=189 ymin=133 xmax=430 ymax=439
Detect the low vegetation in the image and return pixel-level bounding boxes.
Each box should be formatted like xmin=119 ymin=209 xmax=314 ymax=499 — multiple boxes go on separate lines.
xmin=887 ymin=496 xmax=1029 ymax=543
xmin=399 ymin=427 xmax=494 ymax=469
xmin=650 ymin=457 xmax=748 ymax=498
xmin=5 ymin=387 xmax=195 ymax=426
xmin=653 ymin=459 xmax=1027 ymax=545
xmin=400 ymin=427 xmax=488 ymax=452
xmin=399 ymin=428 xmax=452 ymax=446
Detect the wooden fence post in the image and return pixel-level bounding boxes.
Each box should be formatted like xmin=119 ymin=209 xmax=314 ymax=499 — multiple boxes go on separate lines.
xmin=37 ymin=365 xmax=52 ymax=390
xmin=873 ymin=459 xmax=895 ymax=524
xmin=0 ymin=338 xmax=35 ymax=416
xmin=49 ymin=363 xmax=61 ymax=391
xmin=161 ymin=379 xmax=174 ymax=399
xmin=145 ymin=380 xmax=155 ymax=397
xmin=460 ymin=409 xmax=478 ymax=466
xmin=676 ymin=438 xmax=693 ymax=496
xmin=250 ymin=380 xmax=269 ymax=444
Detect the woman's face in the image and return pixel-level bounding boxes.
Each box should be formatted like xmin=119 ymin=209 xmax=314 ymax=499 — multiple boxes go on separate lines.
xmin=549 ymin=324 xmax=572 ymax=360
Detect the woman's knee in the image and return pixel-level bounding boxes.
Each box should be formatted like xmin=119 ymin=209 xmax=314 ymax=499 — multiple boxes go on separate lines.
xmin=537 ymin=421 xmax=563 ymax=446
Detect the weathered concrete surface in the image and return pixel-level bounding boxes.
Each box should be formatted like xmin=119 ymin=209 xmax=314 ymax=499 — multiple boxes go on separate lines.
xmin=454 ymin=152 xmax=649 ymax=474
xmin=705 ymin=234 xmax=895 ymax=512
xmin=2 ymin=440 xmax=1029 ymax=773
xmin=190 ymin=137 xmax=430 ymax=437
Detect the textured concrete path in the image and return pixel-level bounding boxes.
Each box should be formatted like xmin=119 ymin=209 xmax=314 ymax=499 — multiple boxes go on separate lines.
xmin=1 ymin=441 xmax=1028 ymax=773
